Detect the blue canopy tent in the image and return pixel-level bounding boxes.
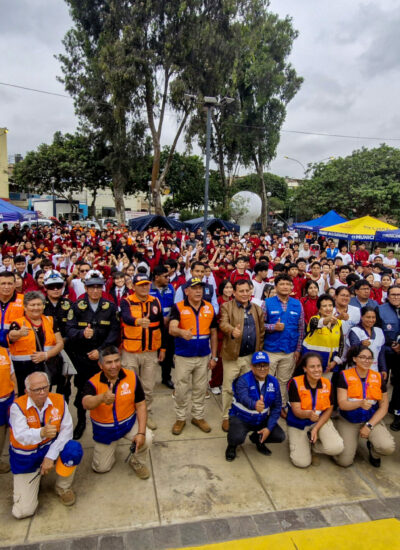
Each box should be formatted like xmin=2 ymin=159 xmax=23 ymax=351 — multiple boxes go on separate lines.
xmin=375 ymin=229 xmax=400 ymax=242
xmin=128 ymin=214 xmax=184 ymax=231
xmin=293 ymin=210 xmax=347 ymax=232
xmin=185 ymin=217 xmax=240 ymax=233
xmin=0 ymin=199 xmax=38 ymax=222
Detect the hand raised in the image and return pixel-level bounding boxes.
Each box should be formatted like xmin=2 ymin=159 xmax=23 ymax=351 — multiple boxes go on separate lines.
xmin=232 ymin=324 xmax=241 ymax=339
xmin=41 ymin=417 xmax=57 ymax=439
xmin=84 ymin=323 xmax=94 ymax=339
xmin=255 ymin=395 xmax=265 ymax=412
xmin=103 ymin=382 xmax=115 ymax=405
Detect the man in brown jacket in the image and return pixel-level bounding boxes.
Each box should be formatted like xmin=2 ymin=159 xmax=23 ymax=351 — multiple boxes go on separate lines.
xmin=219 ymin=279 xmax=265 ymax=432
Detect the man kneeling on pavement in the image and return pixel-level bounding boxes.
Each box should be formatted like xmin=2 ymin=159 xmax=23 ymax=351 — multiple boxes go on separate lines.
xmin=82 ymin=346 xmax=153 ymax=479
xmin=225 ymin=351 xmax=285 ymax=461
xmin=9 ymin=371 xmax=82 ymax=519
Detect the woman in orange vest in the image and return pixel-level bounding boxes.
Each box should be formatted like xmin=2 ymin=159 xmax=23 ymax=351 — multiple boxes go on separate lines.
xmin=0 ymin=346 xmax=17 ymax=473
xmin=335 ymin=345 xmax=395 ymax=468
xmin=286 ymin=352 xmax=344 ymax=468
xmin=8 ymin=291 xmax=64 ymax=395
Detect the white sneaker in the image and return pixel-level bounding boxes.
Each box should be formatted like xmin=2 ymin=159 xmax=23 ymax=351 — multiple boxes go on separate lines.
xmin=210 ymin=386 xmax=221 ymax=395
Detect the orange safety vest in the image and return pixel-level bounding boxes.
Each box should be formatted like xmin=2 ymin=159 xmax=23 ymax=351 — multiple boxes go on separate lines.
xmin=9 ymin=315 xmax=56 ymax=362
xmin=0 ymin=346 xmax=13 ymax=398
xmin=293 ymin=375 xmax=331 ymax=413
xmin=174 ymin=300 xmax=214 ymax=357
xmin=342 ymin=367 xmax=382 ymax=402
xmin=9 ymin=393 xmax=65 ymax=452
xmin=0 ymin=293 xmax=24 ymax=331
xmin=121 ymin=294 xmax=162 ymax=353
xmin=89 ymin=369 xmax=137 ymax=425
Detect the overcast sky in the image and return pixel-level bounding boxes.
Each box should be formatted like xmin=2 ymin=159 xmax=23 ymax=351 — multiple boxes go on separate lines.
xmin=1 ymin=0 xmax=400 ymax=180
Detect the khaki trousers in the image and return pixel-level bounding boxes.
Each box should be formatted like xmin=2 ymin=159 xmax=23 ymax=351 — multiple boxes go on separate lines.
xmin=288 ymin=419 xmax=344 ymax=468
xmin=222 ymin=354 xmax=252 ymax=419
xmin=13 ymin=465 xmax=75 ymax=519
xmin=334 ymin=417 xmax=395 ymax=467
xmin=92 ymin=422 xmax=154 ymax=473
xmin=174 ymin=355 xmax=209 ymax=421
xmin=121 ymin=350 xmax=158 ymax=413
xmin=267 ymin=351 xmax=296 ymax=404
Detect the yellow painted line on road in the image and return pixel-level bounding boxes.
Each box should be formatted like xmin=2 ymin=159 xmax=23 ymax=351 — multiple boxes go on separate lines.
xmin=171 ymin=518 xmax=400 ymax=550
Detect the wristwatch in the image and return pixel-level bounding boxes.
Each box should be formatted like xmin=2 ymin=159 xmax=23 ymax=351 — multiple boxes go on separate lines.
xmin=212 ymin=357 xmax=218 ymax=362
xmin=365 ymin=422 xmax=374 ymax=430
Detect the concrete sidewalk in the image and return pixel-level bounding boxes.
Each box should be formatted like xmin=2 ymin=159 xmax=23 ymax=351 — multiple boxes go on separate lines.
xmin=1 ymin=377 xmax=400 ymax=548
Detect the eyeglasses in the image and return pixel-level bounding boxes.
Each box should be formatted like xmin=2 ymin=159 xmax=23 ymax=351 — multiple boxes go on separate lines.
xmin=357 ymin=356 xmax=373 ymax=362
xmin=253 ymin=364 xmax=269 ymax=370
xmin=30 ymin=385 xmax=50 ymax=394
xmin=46 ymin=284 xmax=63 ymax=290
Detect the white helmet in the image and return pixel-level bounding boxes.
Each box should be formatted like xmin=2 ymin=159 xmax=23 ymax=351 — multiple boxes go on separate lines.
xmin=44 ymin=270 xmax=65 ymax=287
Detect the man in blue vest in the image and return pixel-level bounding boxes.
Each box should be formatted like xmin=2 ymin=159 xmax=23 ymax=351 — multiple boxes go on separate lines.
xmin=150 ymin=265 xmax=175 ymax=389
xmin=225 ymin=351 xmax=285 ymax=461
xmin=326 ymin=240 xmax=339 ymax=260
xmin=379 ymin=286 xmax=400 ymax=431
xmin=263 ymin=274 xmax=304 ymax=413
xmin=174 ymin=261 xmax=219 ymax=314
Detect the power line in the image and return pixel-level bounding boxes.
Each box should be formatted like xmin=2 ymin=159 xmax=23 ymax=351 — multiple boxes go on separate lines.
xmin=2 ymin=80 xmax=400 ymax=141
xmin=0 ymin=81 xmax=70 ymax=98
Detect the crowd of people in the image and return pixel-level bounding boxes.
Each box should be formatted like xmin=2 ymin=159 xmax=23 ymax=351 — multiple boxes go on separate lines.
xmin=0 ymin=219 xmax=399 ymax=519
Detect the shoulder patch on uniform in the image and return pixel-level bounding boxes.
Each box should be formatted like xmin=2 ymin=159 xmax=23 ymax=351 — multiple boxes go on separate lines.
xmin=78 ymin=300 xmax=87 ymax=310
xmin=61 ymin=301 xmax=70 ymax=311
xmin=102 ymin=301 xmax=110 ymax=310
xmin=67 ymin=309 xmax=74 ymax=320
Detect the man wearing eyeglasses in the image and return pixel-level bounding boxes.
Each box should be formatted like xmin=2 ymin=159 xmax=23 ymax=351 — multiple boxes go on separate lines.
xmin=225 ymin=351 xmax=285 ymax=461
xmin=379 ymin=286 xmax=400 ymax=431
xmin=8 ymin=371 xmax=82 ymax=518
xmin=66 ymin=262 xmax=91 ymax=302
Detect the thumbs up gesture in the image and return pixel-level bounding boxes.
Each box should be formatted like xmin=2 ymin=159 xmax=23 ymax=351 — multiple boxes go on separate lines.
xmin=255 ymin=394 xmax=265 ymax=412
xmin=103 ymin=382 xmax=115 ymax=405
xmin=40 ymin=416 xmax=57 ymax=439
xmin=84 ymin=323 xmax=94 ymax=339
xmin=19 ymin=320 xmax=31 ymax=338
xmin=274 ymin=318 xmax=285 ymax=332
xmin=232 ymin=324 xmax=241 ymax=339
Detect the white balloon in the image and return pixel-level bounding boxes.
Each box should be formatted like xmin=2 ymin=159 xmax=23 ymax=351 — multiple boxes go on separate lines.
xmin=231 ymin=191 xmax=262 ymax=235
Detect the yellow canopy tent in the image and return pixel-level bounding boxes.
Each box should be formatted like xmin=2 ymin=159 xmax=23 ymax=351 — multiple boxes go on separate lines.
xmin=319 ymin=215 xmax=398 ymax=241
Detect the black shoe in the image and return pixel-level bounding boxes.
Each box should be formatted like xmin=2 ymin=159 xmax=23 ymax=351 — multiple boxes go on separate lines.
xmin=367 ymin=441 xmax=381 ymax=468
xmin=390 ymin=416 xmax=400 ymax=432
xmin=73 ymin=421 xmax=86 ymax=440
xmin=225 ymin=445 xmax=236 ymax=462
xmin=162 ymin=379 xmax=174 ymax=390
xmin=249 ymin=431 xmax=272 ymax=456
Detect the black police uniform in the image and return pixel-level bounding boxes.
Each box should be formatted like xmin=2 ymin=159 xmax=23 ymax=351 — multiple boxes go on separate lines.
xmin=44 ymin=296 xmax=74 ymax=400
xmin=66 ymin=295 xmax=120 ymax=438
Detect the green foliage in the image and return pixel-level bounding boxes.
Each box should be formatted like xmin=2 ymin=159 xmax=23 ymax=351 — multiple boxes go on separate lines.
xmin=233 ymin=172 xmax=288 ymax=201
xmin=294 ymin=145 xmax=400 ymax=223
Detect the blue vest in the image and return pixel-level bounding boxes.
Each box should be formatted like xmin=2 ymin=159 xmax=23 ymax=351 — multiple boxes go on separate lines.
xmin=264 ymin=296 xmax=302 ymax=354
xmin=182 ymin=280 xmax=214 ymax=302
xmin=230 ymin=371 xmax=280 ymax=426
xmin=150 ymin=284 xmax=175 ymax=317
xmin=379 ymin=302 xmax=400 ymax=347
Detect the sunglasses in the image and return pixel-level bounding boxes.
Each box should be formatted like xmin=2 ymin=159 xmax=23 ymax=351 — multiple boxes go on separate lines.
xmin=46 ymin=284 xmax=64 ymax=290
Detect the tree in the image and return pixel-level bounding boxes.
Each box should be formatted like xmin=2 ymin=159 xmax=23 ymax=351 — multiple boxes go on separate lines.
xmin=294 ymin=145 xmax=400 ymax=223
xmin=11 ymin=131 xmax=110 ymax=215
xmin=235 ymin=2 xmax=302 ymax=231
xmin=58 ymin=1 xmax=149 ymax=222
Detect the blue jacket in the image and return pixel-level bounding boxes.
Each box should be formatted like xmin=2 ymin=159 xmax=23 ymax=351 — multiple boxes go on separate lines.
xmin=264 ymin=296 xmax=302 ymax=354
xmin=150 ymin=283 xmax=175 ymax=317
xmin=349 ymin=296 xmax=379 ymax=310
xmin=175 ymin=281 xmax=219 ymax=314
xmin=229 ymin=371 xmax=281 ymax=429
xmin=379 ymin=302 xmax=400 ymax=352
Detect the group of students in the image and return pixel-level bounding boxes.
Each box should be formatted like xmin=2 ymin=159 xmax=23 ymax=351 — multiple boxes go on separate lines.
xmin=0 ymin=219 xmax=399 ymax=519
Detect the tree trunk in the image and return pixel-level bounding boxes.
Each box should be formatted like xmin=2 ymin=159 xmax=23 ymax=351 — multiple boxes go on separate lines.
xmin=89 ymin=188 xmax=97 ymax=218
xmin=254 ymin=155 xmax=267 ymax=232
xmin=151 ymin=141 xmax=164 ymax=216
xmin=112 ymin=170 xmax=126 ymax=224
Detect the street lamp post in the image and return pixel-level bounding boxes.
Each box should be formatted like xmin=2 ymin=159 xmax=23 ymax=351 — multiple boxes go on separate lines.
xmin=51 ymin=177 xmax=56 ymax=217
xmin=284 ymin=156 xmax=306 ymax=175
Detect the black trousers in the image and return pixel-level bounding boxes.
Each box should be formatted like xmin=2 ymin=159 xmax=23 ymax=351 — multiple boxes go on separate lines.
xmin=227 ymin=415 xmax=286 ymax=446
xmin=386 ymin=351 xmax=400 ymax=412
xmin=159 ymin=332 xmax=175 ymax=383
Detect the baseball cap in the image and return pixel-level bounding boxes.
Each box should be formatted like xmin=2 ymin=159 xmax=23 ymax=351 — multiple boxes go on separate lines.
xmin=55 ymin=440 xmax=83 ymax=477
xmin=361 ymin=261 xmax=371 ymax=267
xmin=251 ymin=351 xmax=270 ymax=365
xmin=133 ymin=274 xmax=151 ymax=285
xmin=84 ymin=269 xmax=105 ymax=286
xmin=187 ymin=277 xmax=205 ymax=287
xmin=43 ymin=270 xmax=65 ymax=287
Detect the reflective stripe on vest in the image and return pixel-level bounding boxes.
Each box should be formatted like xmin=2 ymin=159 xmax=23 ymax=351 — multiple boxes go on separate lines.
xmin=174 ymin=300 xmax=214 ymax=357
xmin=89 ymin=369 xmax=137 ymax=427
xmin=8 ymin=315 xmax=56 ymax=359
xmin=122 ymin=294 xmax=162 ymax=353
xmin=0 ymin=294 xmax=24 ymax=347
xmin=286 ymin=375 xmax=332 ymax=430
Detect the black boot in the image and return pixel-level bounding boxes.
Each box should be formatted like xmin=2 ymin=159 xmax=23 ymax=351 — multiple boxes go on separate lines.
xmin=249 ymin=431 xmax=272 ymax=456
xmin=225 ymin=445 xmax=237 ymax=462
xmin=367 ymin=441 xmax=381 ymax=468
xmin=390 ymin=415 xmax=400 ymax=432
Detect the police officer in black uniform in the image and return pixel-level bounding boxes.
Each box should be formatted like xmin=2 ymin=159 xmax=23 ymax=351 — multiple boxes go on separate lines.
xmin=66 ymin=270 xmax=120 ymax=439
xmin=43 ymin=270 xmax=74 ymax=400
